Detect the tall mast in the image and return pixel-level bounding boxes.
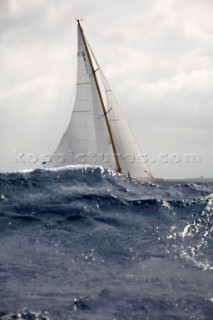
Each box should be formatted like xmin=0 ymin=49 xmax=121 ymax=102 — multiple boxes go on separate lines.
xmin=77 ymin=20 xmax=122 ymax=174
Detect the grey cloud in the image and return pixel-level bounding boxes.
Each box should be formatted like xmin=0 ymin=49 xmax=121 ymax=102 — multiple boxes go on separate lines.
xmin=0 ymin=0 xmax=212 ymax=178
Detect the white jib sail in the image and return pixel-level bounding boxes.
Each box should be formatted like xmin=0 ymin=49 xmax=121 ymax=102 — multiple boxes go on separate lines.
xmin=100 ymin=69 xmax=153 ymax=180
xmin=89 ymin=45 xmax=153 ymax=180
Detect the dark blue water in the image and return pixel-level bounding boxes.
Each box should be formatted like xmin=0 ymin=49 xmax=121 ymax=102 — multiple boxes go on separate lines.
xmin=0 ymin=167 xmax=212 ymax=320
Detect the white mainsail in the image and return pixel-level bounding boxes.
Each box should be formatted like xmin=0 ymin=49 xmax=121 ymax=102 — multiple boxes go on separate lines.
xmin=48 ymin=21 xmax=116 ymax=170
xmin=48 ymin=20 xmax=153 ymax=180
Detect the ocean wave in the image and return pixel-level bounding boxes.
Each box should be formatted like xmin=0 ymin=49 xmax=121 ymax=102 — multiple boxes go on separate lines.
xmin=0 ymin=167 xmax=212 ymax=319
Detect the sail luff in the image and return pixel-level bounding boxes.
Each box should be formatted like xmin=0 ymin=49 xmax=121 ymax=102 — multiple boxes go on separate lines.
xmin=77 ymin=20 xmax=122 ymax=174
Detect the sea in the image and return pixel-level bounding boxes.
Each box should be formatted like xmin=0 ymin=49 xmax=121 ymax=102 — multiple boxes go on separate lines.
xmin=0 ymin=166 xmax=212 ymax=320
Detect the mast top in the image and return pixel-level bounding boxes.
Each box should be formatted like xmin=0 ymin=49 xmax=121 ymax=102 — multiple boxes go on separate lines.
xmin=76 ymin=19 xmax=83 ymax=25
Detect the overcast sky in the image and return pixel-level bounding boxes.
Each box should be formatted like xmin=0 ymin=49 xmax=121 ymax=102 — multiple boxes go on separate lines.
xmin=0 ymin=0 xmax=212 ymax=179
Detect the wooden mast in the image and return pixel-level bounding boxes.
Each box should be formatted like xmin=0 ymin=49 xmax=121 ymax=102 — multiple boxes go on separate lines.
xmin=77 ymin=20 xmax=122 ymax=173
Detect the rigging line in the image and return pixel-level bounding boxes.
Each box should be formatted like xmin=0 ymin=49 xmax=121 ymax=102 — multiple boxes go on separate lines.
xmin=98 ymin=108 xmax=112 ymax=119
xmin=77 ymin=20 xmax=122 ymax=174
xmin=104 ymin=107 xmax=112 ymax=115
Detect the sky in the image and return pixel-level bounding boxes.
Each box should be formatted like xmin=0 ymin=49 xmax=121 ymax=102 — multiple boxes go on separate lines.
xmin=0 ymin=0 xmax=213 ymax=179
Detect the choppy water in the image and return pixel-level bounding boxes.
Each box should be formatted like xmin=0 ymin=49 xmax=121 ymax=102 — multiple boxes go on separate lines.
xmin=0 ymin=166 xmax=212 ymax=319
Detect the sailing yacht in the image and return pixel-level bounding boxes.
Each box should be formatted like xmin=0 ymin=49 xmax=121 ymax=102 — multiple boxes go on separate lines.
xmin=48 ymin=20 xmax=153 ymax=181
